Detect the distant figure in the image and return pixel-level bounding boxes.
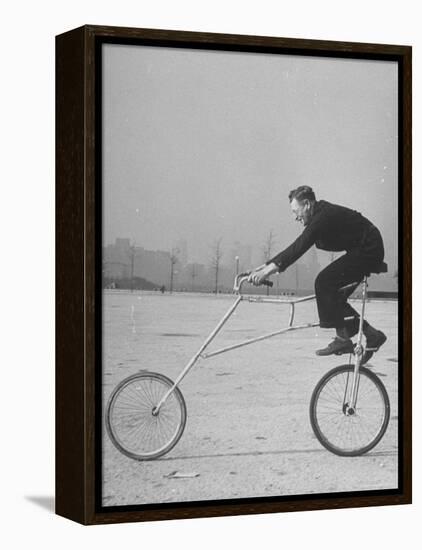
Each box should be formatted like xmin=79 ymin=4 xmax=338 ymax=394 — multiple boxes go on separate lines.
xmin=248 ymin=186 xmax=387 ymax=360
xmin=160 ymin=285 xmax=166 ymax=294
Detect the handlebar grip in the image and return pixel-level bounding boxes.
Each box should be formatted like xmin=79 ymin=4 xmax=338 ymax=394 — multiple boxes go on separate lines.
xmin=235 ymin=272 xmax=273 ymax=288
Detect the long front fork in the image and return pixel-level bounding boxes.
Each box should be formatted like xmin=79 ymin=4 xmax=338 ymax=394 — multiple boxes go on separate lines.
xmin=153 ymin=295 xmax=244 ymax=414
xmin=345 ymin=278 xmax=368 ymax=413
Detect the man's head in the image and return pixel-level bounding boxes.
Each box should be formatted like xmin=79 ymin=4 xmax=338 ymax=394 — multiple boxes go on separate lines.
xmin=288 ymin=186 xmax=316 ymax=226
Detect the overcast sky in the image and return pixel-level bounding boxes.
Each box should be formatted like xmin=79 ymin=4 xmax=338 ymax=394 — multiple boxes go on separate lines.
xmin=102 ymin=44 xmax=398 ymax=271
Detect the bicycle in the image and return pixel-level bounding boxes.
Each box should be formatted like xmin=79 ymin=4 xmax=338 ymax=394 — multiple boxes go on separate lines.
xmin=105 ymin=271 xmax=390 ymax=460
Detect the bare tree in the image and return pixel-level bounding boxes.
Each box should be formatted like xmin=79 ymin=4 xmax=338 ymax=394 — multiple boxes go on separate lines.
xmin=210 ymin=238 xmax=223 ymax=294
xmin=190 ymin=263 xmax=197 ymax=292
xmin=128 ymin=243 xmax=139 ymax=292
xmin=169 ymin=248 xmax=179 ymax=293
xmin=262 ymin=230 xmax=276 ymax=295
xmin=262 ymin=229 xmax=276 ymax=263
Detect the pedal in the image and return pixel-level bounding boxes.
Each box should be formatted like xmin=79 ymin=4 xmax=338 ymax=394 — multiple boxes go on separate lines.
xmin=335 ymin=349 xmax=352 ymax=356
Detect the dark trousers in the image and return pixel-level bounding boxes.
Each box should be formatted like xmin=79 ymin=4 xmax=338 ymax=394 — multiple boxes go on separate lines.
xmin=315 ymin=227 xmax=384 ymax=334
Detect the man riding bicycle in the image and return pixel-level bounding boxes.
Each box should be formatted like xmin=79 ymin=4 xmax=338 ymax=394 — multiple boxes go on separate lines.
xmin=249 ymin=185 xmax=387 ymax=359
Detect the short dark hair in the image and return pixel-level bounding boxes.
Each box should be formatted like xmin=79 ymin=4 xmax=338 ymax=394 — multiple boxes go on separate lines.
xmin=288 ymin=186 xmax=316 ymax=203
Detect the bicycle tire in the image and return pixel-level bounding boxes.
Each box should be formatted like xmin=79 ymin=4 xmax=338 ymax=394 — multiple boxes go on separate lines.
xmin=106 ymin=371 xmax=187 ymax=461
xmin=310 ymin=364 xmax=390 ymax=457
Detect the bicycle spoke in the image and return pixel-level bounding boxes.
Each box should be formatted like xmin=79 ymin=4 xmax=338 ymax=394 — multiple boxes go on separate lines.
xmin=311 ymin=366 xmax=389 ymax=455
xmin=106 ymin=373 xmax=186 ymax=459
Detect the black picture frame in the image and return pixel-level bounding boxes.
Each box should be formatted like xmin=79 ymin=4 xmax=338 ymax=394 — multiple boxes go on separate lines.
xmin=56 ymin=25 xmax=412 ymax=525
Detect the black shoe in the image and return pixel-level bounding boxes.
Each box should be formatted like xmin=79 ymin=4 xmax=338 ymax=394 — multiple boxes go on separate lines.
xmin=361 ymin=330 xmax=387 ymax=365
xmin=316 ymin=337 xmax=354 ymax=357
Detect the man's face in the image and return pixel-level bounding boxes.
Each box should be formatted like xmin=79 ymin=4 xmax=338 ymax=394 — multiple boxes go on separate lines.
xmin=290 ymin=198 xmax=312 ymax=226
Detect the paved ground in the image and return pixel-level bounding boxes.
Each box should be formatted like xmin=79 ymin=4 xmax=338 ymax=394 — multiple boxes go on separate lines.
xmin=101 ymin=291 xmax=399 ymax=506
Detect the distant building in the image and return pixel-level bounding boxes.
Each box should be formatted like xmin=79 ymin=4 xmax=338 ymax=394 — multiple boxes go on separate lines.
xmin=115 ymin=238 xmax=130 ymax=251
xmin=134 ymin=248 xmax=171 ymax=287
xmin=174 ymin=239 xmax=188 ymax=267
xmin=103 ymin=239 xmax=171 ymax=287
xmin=103 ymin=239 xmax=131 ymax=279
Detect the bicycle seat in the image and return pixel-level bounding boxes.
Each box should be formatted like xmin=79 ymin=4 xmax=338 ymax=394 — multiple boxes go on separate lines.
xmin=365 ymin=261 xmax=388 ymax=275
xmin=338 ymin=262 xmax=388 ymax=294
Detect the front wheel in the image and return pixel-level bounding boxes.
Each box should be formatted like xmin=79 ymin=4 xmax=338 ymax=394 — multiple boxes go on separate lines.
xmin=106 ymin=372 xmax=187 ymax=460
xmin=310 ymin=365 xmax=390 ymax=457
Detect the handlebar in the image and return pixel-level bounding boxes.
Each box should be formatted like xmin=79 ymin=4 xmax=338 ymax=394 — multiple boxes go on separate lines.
xmin=233 ymin=271 xmax=274 ymax=294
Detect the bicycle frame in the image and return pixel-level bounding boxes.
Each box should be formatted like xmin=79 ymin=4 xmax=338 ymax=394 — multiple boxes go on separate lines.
xmin=347 ymin=276 xmax=368 ymax=412
xmin=153 ymin=274 xmax=319 ymax=414
xmin=154 ymin=274 xmax=372 ymax=415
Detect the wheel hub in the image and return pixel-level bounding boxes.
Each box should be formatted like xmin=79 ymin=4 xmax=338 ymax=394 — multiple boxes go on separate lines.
xmin=343 ymin=403 xmax=355 ymax=415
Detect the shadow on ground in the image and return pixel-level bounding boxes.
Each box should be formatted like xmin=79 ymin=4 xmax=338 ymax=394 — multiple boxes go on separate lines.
xmin=25 ymin=496 xmax=55 ymax=513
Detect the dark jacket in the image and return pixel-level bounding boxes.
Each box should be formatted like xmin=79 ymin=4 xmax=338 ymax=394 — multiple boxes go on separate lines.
xmin=267 ymin=200 xmax=384 ymax=272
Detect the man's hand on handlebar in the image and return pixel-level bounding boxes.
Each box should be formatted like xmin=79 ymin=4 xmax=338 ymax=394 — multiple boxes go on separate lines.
xmin=248 ymin=262 xmax=278 ymax=286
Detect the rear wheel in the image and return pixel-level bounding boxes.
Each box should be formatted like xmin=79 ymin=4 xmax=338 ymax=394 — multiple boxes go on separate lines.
xmin=310 ymin=365 xmax=390 ymax=456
